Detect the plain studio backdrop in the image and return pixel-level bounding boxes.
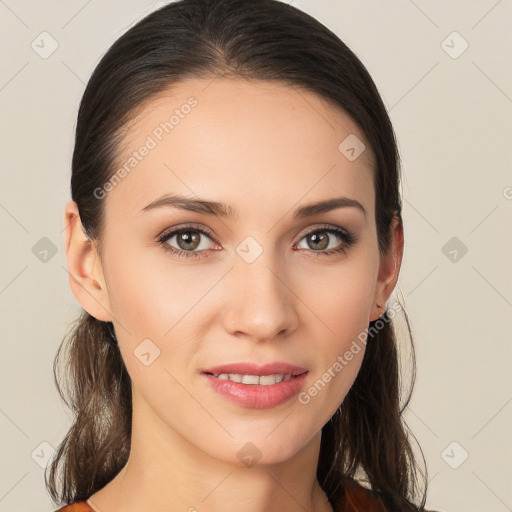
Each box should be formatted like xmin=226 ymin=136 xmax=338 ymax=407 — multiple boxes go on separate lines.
xmin=0 ymin=1 xmax=511 ymax=511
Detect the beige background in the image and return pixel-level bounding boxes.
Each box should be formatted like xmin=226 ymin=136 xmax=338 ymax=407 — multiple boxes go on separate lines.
xmin=1 ymin=1 xmax=511 ymax=511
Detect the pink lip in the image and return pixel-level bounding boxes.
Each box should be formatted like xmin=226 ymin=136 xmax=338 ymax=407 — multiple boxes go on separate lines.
xmin=202 ymin=361 xmax=308 ymax=376
xmin=202 ymin=373 xmax=308 ymax=409
xmin=201 ymin=362 xmax=309 ymax=409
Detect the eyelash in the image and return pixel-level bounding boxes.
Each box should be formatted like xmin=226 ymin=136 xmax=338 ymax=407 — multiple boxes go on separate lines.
xmin=156 ymin=223 xmax=358 ymax=260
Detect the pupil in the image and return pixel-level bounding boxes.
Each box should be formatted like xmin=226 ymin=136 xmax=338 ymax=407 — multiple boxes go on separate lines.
xmin=179 ymin=232 xmax=199 ymax=250
xmin=310 ymin=233 xmax=328 ymax=250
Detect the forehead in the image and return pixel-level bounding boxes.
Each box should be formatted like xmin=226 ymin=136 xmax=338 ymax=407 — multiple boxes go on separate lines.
xmin=105 ymin=77 xmax=375 ymax=222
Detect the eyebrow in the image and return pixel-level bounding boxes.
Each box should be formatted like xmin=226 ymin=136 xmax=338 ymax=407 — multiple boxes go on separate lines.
xmin=138 ymin=194 xmax=366 ymax=220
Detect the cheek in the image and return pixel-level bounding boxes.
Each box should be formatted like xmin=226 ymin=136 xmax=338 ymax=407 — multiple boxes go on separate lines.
xmin=105 ymin=240 xmax=210 ymax=335
xmin=103 ymin=244 xmax=214 ymax=383
xmin=299 ymin=282 xmax=371 ymax=425
xmin=304 ymin=256 xmax=377 ymax=338
xmin=301 ymin=252 xmax=377 ymax=403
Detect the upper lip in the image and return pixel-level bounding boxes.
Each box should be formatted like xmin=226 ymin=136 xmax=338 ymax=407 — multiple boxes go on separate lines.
xmin=202 ymin=362 xmax=308 ymax=376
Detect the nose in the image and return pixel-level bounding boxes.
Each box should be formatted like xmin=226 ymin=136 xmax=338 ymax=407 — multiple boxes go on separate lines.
xmin=221 ymin=252 xmax=299 ymax=343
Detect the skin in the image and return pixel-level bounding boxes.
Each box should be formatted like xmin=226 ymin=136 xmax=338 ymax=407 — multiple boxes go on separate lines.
xmin=63 ymin=76 xmax=403 ymax=512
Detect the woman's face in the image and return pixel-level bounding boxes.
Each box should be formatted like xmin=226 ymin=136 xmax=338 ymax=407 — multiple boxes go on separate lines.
xmin=82 ymin=77 xmax=391 ymax=466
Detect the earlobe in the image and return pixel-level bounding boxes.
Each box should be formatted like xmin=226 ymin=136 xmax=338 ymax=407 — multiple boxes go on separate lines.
xmin=369 ymin=214 xmax=404 ymax=322
xmin=63 ymin=199 xmax=113 ymax=322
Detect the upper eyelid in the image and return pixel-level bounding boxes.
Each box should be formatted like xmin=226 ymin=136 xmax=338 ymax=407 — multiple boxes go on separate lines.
xmin=158 ymin=223 xmax=215 ymax=239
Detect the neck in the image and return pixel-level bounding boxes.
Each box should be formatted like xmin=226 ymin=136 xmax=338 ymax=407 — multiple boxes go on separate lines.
xmin=87 ymin=390 xmax=334 ymax=512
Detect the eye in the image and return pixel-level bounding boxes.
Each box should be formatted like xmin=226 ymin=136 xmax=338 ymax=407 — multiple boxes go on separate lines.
xmin=156 ymin=224 xmax=218 ymax=259
xmin=294 ymin=224 xmax=357 ymax=257
xmin=156 ymin=223 xmax=358 ymax=260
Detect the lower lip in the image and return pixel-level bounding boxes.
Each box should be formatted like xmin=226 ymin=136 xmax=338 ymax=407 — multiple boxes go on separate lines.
xmin=202 ymin=372 xmax=308 ymax=409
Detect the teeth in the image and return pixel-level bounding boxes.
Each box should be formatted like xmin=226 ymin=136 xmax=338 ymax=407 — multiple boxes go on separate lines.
xmin=215 ymin=373 xmax=293 ymax=385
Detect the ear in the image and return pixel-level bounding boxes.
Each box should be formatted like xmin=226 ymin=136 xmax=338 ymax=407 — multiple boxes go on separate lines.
xmin=369 ymin=214 xmax=404 ymax=322
xmin=63 ymin=199 xmax=113 ymax=322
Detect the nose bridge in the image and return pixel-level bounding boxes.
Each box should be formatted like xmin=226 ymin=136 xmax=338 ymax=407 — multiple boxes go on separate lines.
xmin=223 ymin=238 xmax=298 ymax=340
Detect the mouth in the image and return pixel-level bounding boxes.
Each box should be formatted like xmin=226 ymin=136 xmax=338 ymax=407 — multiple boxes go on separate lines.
xmin=201 ymin=362 xmax=309 ymax=409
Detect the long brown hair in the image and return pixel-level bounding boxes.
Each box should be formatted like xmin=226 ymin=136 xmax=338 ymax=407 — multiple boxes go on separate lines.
xmin=46 ymin=0 xmax=428 ymax=510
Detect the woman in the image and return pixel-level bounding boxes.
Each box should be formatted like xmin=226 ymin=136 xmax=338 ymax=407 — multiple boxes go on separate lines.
xmin=48 ymin=0 xmax=440 ymax=511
